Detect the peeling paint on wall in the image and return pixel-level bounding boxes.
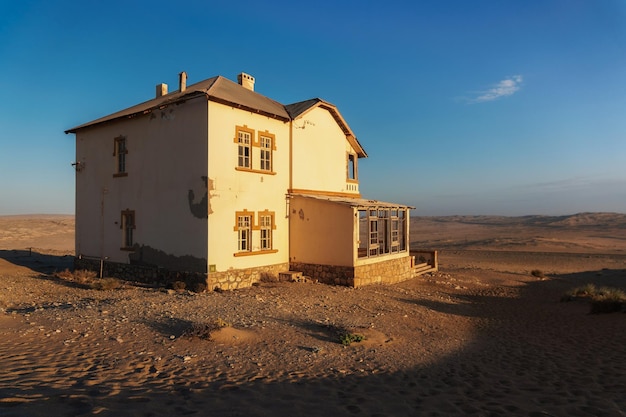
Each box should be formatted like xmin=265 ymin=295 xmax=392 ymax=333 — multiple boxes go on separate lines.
xmin=129 ymin=244 xmax=207 ymax=273
xmin=188 ymin=176 xmax=208 ymax=219
xmin=207 ymin=178 xmax=215 ymax=215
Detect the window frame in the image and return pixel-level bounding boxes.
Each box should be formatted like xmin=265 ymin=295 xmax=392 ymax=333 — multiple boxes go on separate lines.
xmin=259 ymin=133 xmax=274 ymax=172
xmin=347 ymin=153 xmax=358 ymax=182
xmin=113 ymin=136 xmax=128 ymax=177
xmin=357 ymin=208 xmax=408 ymax=259
xmin=234 ymin=125 xmax=254 ymax=170
xmin=234 ymin=210 xmax=254 ymax=253
xmin=233 ymin=209 xmax=278 ymax=257
xmin=120 ymin=210 xmax=135 ymax=250
xmin=234 ymin=126 xmax=277 ymax=175
xmin=258 ymin=210 xmax=275 ymax=250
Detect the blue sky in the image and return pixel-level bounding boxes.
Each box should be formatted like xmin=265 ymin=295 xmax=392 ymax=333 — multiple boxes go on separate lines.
xmin=1 ymin=0 xmax=625 ymax=215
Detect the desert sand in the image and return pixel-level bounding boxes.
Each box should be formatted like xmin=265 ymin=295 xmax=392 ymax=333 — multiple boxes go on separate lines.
xmin=0 ymin=213 xmax=625 ymax=416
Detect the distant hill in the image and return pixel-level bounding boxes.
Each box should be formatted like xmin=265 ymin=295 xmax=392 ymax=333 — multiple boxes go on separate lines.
xmin=415 ymin=213 xmax=626 ymax=229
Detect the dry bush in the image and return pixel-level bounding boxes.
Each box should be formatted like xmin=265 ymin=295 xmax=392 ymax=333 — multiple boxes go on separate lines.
xmin=55 ymin=269 xmax=97 ymax=284
xmin=562 ymin=284 xmax=626 ymax=313
xmin=183 ymin=317 xmax=231 ymax=340
xmin=172 ymin=281 xmax=186 ymax=291
xmin=90 ymin=277 xmax=122 ymax=291
xmin=74 ymin=269 xmax=97 ymax=283
xmin=55 ymin=269 xmax=74 ymax=280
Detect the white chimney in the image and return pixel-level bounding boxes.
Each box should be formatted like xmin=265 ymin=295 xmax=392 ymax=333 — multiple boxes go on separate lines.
xmin=156 ymin=83 xmax=168 ymax=97
xmin=179 ymin=71 xmax=187 ymax=92
xmin=237 ymin=72 xmax=255 ymax=91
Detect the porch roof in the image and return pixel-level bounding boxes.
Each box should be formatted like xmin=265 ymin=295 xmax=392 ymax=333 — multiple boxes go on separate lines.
xmin=290 ymin=193 xmax=414 ymax=210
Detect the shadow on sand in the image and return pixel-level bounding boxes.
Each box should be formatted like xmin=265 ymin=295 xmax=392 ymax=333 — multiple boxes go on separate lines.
xmin=0 ymin=249 xmax=74 ymax=275
xmin=1 ymin=268 xmax=625 ymax=417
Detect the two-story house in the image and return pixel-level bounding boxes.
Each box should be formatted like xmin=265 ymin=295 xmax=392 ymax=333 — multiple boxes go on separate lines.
xmin=66 ymin=72 xmax=427 ymax=290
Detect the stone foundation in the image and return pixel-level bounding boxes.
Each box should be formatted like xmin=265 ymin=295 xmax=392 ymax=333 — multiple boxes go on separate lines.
xmin=208 ymin=262 xmax=290 ymax=290
xmin=74 ymin=255 xmax=417 ymax=291
xmin=74 ymin=257 xmax=208 ymax=291
xmin=353 ymin=256 xmax=415 ymax=287
xmin=289 ymin=262 xmax=355 ymax=286
xmin=290 ymin=255 xmax=415 ymax=287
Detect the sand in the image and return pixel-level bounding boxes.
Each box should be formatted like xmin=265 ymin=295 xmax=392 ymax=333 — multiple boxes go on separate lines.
xmin=0 ymin=214 xmax=625 ymax=416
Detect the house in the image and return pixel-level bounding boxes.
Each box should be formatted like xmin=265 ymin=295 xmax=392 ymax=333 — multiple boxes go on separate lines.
xmin=66 ymin=72 xmax=433 ymax=290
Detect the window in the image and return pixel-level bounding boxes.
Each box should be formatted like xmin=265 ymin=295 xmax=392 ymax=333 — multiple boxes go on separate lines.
xmin=347 ymin=153 xmax=357 ymax=181
xmin=236 ymin=214 xmax=251 ymax=252
xmin=121 ymin=210 xmax=135 ymax=249
xmin=234 ymin=126 xmax=276 ymax=174
xmin=369 ymin=215 xmax=379 ymax=256
xmin=260 ymin=135 xmax=272 ymax=172
xmin=358 ymin=208 xmax=408 ymax=258
xmin=233 ymin=210 xmax=277 ymax=256
xmin=238 ymin=131 xmax=251 ymax=168
xmin=113 ymin=136 xmax=128 ymax=177
xmin=234 ymin=125 xmax=254 ymax=169
xmin=259 ymin=212 xmax=273 ymax=250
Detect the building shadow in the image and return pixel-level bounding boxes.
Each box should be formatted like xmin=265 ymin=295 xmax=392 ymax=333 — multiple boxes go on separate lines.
xmin=0 ymin=249 xmax=74 ymax=275
xmin=1 ymin=267 xmax=625 ymax=416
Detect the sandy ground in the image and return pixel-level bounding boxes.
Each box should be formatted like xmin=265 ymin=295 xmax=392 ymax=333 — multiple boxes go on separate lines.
xmin=0 ymin=214 xmax=625 ymax=416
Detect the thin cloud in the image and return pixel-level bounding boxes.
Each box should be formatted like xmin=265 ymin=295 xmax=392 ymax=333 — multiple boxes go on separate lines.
xmin=470 ymin=75 xmax=523 ymax=103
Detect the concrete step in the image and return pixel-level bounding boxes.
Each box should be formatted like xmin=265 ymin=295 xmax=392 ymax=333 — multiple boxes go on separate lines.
xmin=413 ymin=264 xmax=437 ymax=275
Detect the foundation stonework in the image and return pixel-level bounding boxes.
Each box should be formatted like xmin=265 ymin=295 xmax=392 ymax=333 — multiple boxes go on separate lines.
xmin=74 ymin=256 xmax=417 ymax=291
xmin=208 ymin=262 xmax=290 ymax=290
xmin=290 ymin=255 xmax=415 ymax=287
xmin=74 ymin=257 xmax=208 ymax=291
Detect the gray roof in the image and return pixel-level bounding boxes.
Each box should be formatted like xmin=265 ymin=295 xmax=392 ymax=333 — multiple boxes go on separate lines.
xmin=65 ymin=75 xmax=367 ymax=158
xmin=290 ymin=193 xmax=414 ymax=209
xmin=66 ymin=76 xmax=290 ymax=133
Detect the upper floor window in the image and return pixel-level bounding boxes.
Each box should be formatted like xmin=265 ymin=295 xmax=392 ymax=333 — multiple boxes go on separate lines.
xmin=259 ymin=135 xmax=273 ymax=172
xmin=347 ymin=153 xmax=357 ymax=181
xmin=234 ymin=126 xmax=276 ymax=175
xmin=238 ymin=131 xmax=251 ymax=168
xmin=235 ymin=125 xmax=255 ymax=169
xmin=113 ymin=136 xmax=128 ymax=177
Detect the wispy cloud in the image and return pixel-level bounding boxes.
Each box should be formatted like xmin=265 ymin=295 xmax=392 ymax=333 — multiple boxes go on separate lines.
xmin=469 ymin=75 xmax=523 ymax=103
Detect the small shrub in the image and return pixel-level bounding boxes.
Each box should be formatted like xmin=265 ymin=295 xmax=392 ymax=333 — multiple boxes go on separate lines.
xmin=90 ymin=277 xmax=122 ymax=291
xmin=55 ymin=269 xmax=74 ymax=280
xmin=562 ymin=283 xmax=626 ymax=313
xmin=573 ymin=283 xmax=597 ymax=297
xmin=192 ymin=283 xmax=207 ymax=293
xmin=531 ymin=269 xmax=545 ymax=279
xmin=339 ymin=332 xmax=365 ymax=346
xmin=183 ymin=317 xmax=231 ymax=340
xmin=172 ymin=281 xmax=186 ymax=291
xmin=214 ymin=317 xmax=231 ymax=328
xmin=56 ymin=269 xmax=97 ymax=284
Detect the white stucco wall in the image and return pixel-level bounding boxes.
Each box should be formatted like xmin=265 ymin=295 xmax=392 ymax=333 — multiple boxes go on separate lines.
xmin=206 ymin=101 xmax=290 ymax=272
xmin=74 ymin=97 xmax=208 ymax=271
xmin=291 ymin=107 xmax=360 ymax=195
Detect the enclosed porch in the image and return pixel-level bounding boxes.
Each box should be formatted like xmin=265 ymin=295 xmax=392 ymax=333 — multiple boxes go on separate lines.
xmin=288 ymin=194 xmax=428 ymax=287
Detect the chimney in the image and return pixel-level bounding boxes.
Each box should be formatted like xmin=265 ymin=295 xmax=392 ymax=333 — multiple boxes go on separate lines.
xmin=156 ymin=83 xmax=168 ymax=97
xmin=179 ymin=71 xmax=187 ymax=92
xmin=237 ymin=72 xmax=255 ymax=91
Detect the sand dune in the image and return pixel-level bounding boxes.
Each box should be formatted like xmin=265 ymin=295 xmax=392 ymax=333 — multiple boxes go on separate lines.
xmin=1 ymin=214 xmax=625 ymax=416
